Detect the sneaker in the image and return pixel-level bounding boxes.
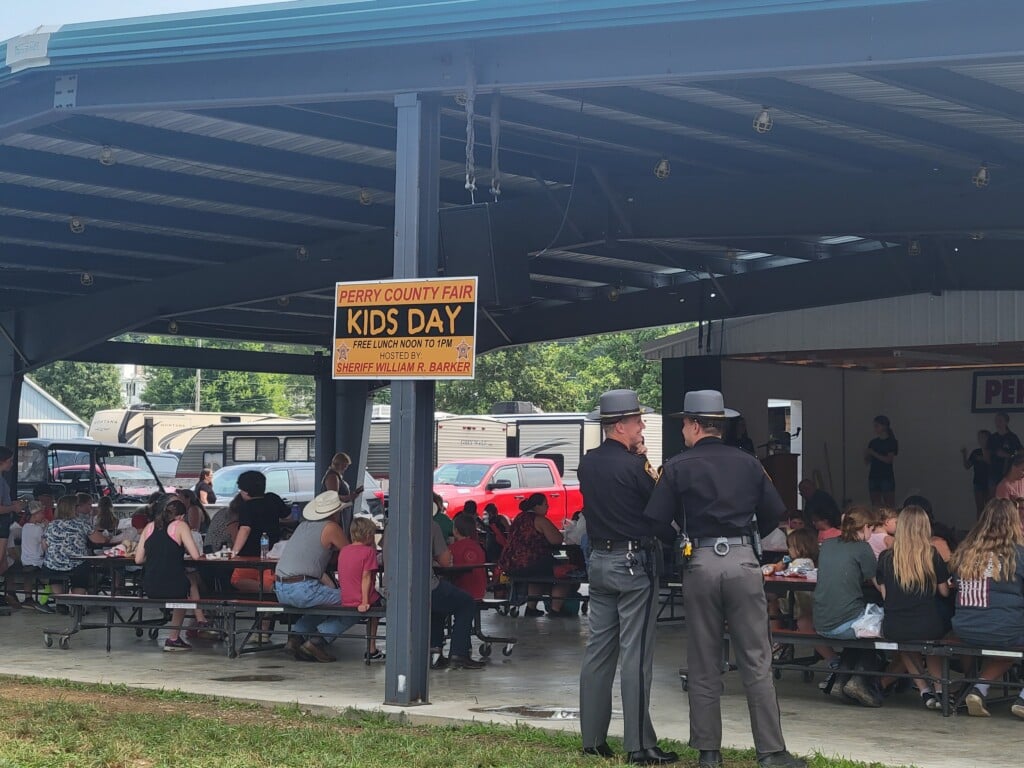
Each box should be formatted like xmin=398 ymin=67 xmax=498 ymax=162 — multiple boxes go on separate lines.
xmin=430 ymin=649 xmax=449 ymax=669
xmin=773 ymin=644 xmax=795 ymax=663
xmin=33 ymin=602 xmax=56 ymax=614
xmin=364 ymin=649 xmax=385 ymax=661
xmin=450 ymin=654 xmax=486 ymax=670
xmin=922 ymin=692 xmax=942 ymax=710
xmin=163 ymin=637 xmax=192 ymax=652
xmin=297 ymin=640 xmax=335 ymax=663
xmin=965 ymin=687 xmax=990 ymax=717
xmin=524 ymin=607 xmax=544 ymax=617
xmin=1011 ymin=700 xmax=1024 ymax=720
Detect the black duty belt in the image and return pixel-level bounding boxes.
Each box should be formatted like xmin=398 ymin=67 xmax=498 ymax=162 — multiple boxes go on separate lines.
xmin=591 ymin=538 xmax=651 ymax=552
xmin=692 ymin=535 xmax=752 ymax=555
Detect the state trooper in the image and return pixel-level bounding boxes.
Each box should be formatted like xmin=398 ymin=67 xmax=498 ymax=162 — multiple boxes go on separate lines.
xmin=578 ymin=389 xmax=677 ymax=765
xmin=644 ymin=390 xmax=806 ymax=768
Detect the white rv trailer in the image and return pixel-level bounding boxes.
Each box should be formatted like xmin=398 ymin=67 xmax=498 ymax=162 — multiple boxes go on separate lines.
xmin=89 ymin=407 xmax=280 ymax=453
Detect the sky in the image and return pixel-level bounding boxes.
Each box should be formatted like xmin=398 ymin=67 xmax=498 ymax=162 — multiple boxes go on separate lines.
xmin=0 ymin=0 xmax=297 ymax=42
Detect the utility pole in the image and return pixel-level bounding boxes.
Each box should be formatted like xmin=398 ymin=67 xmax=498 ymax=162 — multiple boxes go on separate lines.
xmin=194 ymin=338 xmax=202 ymax=410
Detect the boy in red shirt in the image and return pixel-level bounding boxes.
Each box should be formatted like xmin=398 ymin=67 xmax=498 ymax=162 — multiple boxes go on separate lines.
xmin=449 ymin=514 xmax=487 ymax=600
xmin=338 ymin=517 xmax=383 ymax=660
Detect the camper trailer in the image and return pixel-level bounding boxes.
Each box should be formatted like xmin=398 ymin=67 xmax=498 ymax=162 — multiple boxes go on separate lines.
xmin=89 ymin=406 xmax=281 ymax=453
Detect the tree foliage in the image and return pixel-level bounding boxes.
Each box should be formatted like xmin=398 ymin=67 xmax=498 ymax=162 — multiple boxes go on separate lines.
xmin=435 ymin=327 xmax=681 ymax=414
xmin=29 ymin=361 xmax=123 ymax=422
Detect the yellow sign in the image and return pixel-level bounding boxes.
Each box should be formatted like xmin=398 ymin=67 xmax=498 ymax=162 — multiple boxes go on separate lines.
xmin=332 ymin=277 xmax=477 ymax=380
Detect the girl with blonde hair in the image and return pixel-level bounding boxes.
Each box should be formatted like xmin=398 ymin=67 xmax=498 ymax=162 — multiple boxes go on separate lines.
xmin=949 ymin=499 xmax=1024 ymax=718
xmin=875 ymin=506 xmax=951 ymax=709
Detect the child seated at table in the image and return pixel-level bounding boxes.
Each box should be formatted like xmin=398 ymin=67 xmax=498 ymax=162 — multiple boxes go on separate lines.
xmin=868 ymin=507 xmax=897 ymax=557
xmin=338 ymin=517 xmax=383 ymax=661
xmin=450 ymin=514 xmax=487 ymax=601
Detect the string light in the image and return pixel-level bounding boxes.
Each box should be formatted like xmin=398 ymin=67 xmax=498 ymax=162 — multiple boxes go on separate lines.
xmin=753 ymin=107 xmax=773 ymax=134
xmin=653 ymin=157 xmax=671 ymax=180
xmin=972 ymin=163 xmax=990 ymax=188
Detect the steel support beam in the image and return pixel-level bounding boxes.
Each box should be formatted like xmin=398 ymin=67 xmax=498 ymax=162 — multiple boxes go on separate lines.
xmin=315 ymin=376 xmax=373 ymax=539
xmin=0 ymin=312 xmax=25 ymax=452
xmin=67 ymin=341 xmax=321 ymax=375
xmin=384 ymin=92 xmax=440 ymax=706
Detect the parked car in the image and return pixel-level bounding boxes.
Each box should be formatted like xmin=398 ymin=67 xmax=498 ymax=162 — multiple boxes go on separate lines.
xmin=210 ymin=462 xmax=387 ymax=520
xmin=432 ymin=457 xmax=582 ymax=527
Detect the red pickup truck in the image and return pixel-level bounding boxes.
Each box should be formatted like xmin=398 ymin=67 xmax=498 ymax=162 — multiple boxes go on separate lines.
xmin=433 ymin=457 xmax=584 ymax=526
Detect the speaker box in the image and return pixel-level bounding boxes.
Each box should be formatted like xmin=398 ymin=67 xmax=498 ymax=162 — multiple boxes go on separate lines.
xmin=440 ymin=204 xmax=531 ymax=308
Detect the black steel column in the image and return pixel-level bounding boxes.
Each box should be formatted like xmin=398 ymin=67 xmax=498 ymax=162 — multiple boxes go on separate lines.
xmin=660 ymin=356 xmax=722 ymax=459
xmin=314 ymin=361 xmax=372 ymax=525
xmin=0 ymin=312 xmax=24 ymax=451
xmin=384 ymin=93 xmax=440 ymax=706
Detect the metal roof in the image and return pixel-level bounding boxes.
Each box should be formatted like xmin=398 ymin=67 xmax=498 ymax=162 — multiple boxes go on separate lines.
xmin=3 ymin=0 xmax=1024 ymax=368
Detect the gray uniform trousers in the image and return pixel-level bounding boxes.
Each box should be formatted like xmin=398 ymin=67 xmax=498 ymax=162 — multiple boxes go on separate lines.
xmin=579 ymin=547 xmax=659 ymax=752
xmin=684 ymin=544 xmax=786 ymax=755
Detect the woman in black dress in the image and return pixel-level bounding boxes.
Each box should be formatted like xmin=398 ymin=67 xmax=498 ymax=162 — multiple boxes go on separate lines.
xmin=135 ymin=494 xmax=203 ymax=652
xmin=875 ymin=505 xmax=950 ymax=709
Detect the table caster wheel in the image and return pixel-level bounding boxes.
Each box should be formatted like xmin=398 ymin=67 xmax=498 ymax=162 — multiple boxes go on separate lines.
xmin=509 ymin=606 xmax=519 ymax=618
xmin=479 ymin=643 xmax=492 ymax=657
xmin=148 ymin=628 xmax=160 ymax=640
xmin=44 ymin=634 xmax=53 ymax=648
xmin=59 ymin=636 xmax=70 ymax=650
xmin=502 ymin=643 xmax=515 ymax=657
xmin=135 ymin=629 xmax=144 ymax=637
xmin=680 ymin=674 xmax=689 ymax=692
xmin=803 ymin=670 xmax=815 ymax=683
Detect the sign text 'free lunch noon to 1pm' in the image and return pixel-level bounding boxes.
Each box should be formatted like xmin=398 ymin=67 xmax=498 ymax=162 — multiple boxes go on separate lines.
xmin=333 ymin=277 xmax=477 ymax=380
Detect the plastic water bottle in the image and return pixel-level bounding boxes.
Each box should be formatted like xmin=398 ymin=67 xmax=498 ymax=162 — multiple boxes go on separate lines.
xmin=259 ymin=532 xmax=269 ymax=559
xmin=292 ymin=502 xmax=301 ymax=521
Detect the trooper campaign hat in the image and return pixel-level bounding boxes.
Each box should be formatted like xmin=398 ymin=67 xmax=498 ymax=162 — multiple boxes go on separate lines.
xmin=587 ymin=388 xmax=652 ymax=422
xmin=303 ymin=491 xmax=351 ymax=521
xmin=671 ymin=389 xmax=740 ymax=419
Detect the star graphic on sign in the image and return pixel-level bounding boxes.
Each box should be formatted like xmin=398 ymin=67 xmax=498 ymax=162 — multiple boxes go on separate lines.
xmin=456 ymin=340 xmax=471 ymax=359
xmin=337 ymin=342 xmax=351 ymax=360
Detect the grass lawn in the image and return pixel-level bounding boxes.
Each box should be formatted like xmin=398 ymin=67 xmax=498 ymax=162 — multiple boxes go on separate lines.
xmin=0 ymin=676 xmax=911 ymax=768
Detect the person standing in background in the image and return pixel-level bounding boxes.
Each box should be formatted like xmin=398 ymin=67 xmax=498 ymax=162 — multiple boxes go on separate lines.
xmin=987 ymin=412 xmax=1022 ymax=495
xmin=0 ymin=447 xmax=25 ymax=597
xmin=962 ymin=429 xmax=992 ymax=518
xmin=865 ymin=415 xmax=898 ymax=508
xmin=195 ymin=468 xmax=217 ymax=506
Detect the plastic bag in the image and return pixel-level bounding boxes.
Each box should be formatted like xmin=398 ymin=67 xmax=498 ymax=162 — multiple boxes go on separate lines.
xmin=851 ymin=602 xmax=884 ymax=638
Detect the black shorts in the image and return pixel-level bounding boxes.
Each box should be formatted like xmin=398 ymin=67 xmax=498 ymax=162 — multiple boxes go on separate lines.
xmin=42 ymin=563 xmax=92 ymax=590
xmin=0 ymin=513 xmax=12 ymax=539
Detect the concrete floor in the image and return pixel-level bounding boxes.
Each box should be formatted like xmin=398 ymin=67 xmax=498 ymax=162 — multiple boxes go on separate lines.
xmin=0 ymin=606 xmax=1018 ymax=768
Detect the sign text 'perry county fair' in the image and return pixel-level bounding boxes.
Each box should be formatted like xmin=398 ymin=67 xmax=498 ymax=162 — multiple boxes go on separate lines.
xmin=972 ymin=369 xmax=1024 ymax=412
xmin=332 ymin=277 xmax=477 ymax=380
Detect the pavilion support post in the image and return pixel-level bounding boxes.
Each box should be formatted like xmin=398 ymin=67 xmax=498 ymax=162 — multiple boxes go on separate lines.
xmin=0 ymin=312 xmax=24 ymax=452
xmin=314 ymin=365 xmax=373 ymax=536
xmin=384 ymin=93 xmax=440 ymax=706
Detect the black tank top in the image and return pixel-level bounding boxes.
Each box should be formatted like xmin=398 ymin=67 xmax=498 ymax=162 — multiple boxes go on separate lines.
xmin=142 ymin=524 xmax=189 ymax=600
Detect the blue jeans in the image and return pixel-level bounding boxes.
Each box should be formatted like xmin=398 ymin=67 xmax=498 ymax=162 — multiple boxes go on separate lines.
xmin=818 ymin=614 xmax=860 ymax=640
xmin=275 ymin=578 xmax=359 ymax=643
xmin=430 ymin=580 xmax=475 ymax=657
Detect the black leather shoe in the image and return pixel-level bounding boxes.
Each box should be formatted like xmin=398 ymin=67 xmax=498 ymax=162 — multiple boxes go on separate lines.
xmin=757 ymin=751 xmax=807 ymax=768
xmin=699 ymin=750 xmax=723 ymax=768
xmin=627 ymin=746 xmax=679 ymax=765
xmin=582 ymin=743 xmax=614 ymax=758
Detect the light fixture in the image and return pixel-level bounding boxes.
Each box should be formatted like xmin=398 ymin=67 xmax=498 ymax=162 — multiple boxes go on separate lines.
xmin=167 ymin=320 xmax=179 ymax=334
xmin=653 ymin=157 xmax=671 ymax=180
xmin=98 ymin=145 xmax=115 ymax=166
xmin=69 ymin=217 xmax=85 ymax=234
xmin=753 ymin=107 xmax=773 ymax=134
xmin=606 ymin=286 xmax=620 ymax=302
xmin=358 ymin=189 xmax=373 ymax=206
xmin=908 ymin=240 xmax=921 ymax=257
xmin=276 ymin=296 xmax=290 ymax=307
xmin=709 ymin=291 xmax=717 ymax=299
xmin=972 ymin=163 xmax=990 ymax=188
xmin=79 ymin=272 xmax=93 ymax=287
xmin=295 ymin=246 xmax=309 ymax=262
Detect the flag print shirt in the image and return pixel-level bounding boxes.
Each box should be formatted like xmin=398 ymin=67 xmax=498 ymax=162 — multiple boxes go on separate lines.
xmin=952 ymin=545 xmax=1024 ymax=646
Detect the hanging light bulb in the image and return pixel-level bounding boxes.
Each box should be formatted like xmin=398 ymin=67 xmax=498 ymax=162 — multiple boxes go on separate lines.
xmin=69 ymin=217 xmax=85 ymax=234
xmin=358 ymin=189 xmax=373 ymax=206
xmin=972 ymin=163 xmax=990 ymax=188
xmin=970 ymin=231 xmax=985 ymax=241
xmin=606 ymin=286 xmax=620 ymax=302
xmin=454 ymin=92 xmax=468 ymax=106
xmin=277 ymin=296 xmax=290 ymax=307
xmin=98 ymin=145 xmax=115 ymax=166
xmin=167 ymin=320 xmax=179 ymax=334
xmin=653 ymin=157 xmax=671 ymax=180
xmin=908 ymin=240 xmax=921 ymax=257
xmin=79 ymin=272 xmax=94 ymax=286
xmin=753 ymin=107 xmax=773 ymax=134
xmin=295 ymin=246 xmax=309 ymax=262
